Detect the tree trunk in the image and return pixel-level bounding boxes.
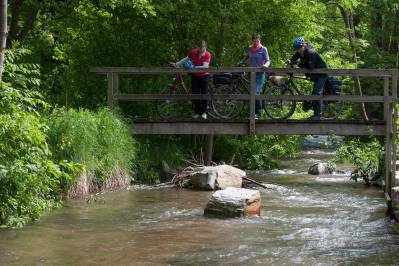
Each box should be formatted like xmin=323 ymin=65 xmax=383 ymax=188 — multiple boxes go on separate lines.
xmin=7 ymin=0 xmax=21 ymax=48
xmin=0 ymin=0 xmax=7 ymax=81
xmin=214 ymin=0 xmax=232 ymax=67
xmin=7 ymin=1 xmax=40 ymax=49
xmin=338 ymin=5 xmax=369 ymax=121
xmin=15 ymin=2 xmax=39 ymax=42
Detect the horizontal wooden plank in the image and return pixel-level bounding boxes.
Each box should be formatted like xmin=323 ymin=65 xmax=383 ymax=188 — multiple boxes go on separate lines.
xmin=114 ymin=93 xmax=395 ymax=103
xmin=91 ymin=67 xmax=399 ymax=77
xmin=132 ymin=120 xmax=385 ymax=136
xmin=257 ymin=95 xmax=394 ymax=103
xmin=115 ymin=94 xmax=250 ymax=100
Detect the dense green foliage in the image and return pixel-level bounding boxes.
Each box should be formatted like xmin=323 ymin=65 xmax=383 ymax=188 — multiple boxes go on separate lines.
xmin=335 ymin=137 xmax=384 ymax=183
xmin=0 ymin=50 xmax=135 ymax=227
xmin=215 ymin=135 xmax=304 ymax=170
xmin=0 ymin=50 xmax=82 ymax=227
xmin=0 ymin=83 xmax=81 ymax=228
xmin=134 ymin=136 xmax=189 ymax=184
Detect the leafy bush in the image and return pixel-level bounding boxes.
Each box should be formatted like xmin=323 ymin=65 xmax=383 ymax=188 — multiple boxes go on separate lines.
xmin=134 ymin=136 xmax=189 ymax=184
xmin=335 ymin=137 xmax=384 ymax=183
xmin=47 ymin=108 xmax=136 ymax=182
xmin=2 ymin=49 xmax=41 ymax=91
xmin=0 ymin=84 xmax=81 ymax=228
xmin=214 ymin=135 xmax=304 ymax=170
xmin=1 ymin=49 xmax=136 ymax=228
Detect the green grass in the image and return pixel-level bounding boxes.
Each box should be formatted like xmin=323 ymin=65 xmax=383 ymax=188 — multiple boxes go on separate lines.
xmin=47 ymin=108 xmax=137 ymax=182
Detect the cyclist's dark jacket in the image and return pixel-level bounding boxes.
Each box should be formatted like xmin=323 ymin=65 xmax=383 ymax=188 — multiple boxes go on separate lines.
xmin=290 ymin=44 xmax=327 ymax=80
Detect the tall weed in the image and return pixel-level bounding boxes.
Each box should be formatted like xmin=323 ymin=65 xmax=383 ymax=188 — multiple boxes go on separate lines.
xmin=47 ymin=108 xmax=136 ymax=182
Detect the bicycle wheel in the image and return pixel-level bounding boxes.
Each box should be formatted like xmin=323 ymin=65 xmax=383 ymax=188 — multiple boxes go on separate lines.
xmin=207 ymin=83 xmax=219 ymax=119
xmin=264 ymin=84 xmax=296 ymax=119
xmin=156 ymin=85 xmax=183 ymax=119
xmin=211 ymin=84 xmax=245 ymax=119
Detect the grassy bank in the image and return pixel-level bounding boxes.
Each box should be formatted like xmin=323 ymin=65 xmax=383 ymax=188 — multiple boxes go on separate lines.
xmin=0 ymin=84 xmax=137 ymax=227
xmin=47 ymin=108 xmax=136 ymax=196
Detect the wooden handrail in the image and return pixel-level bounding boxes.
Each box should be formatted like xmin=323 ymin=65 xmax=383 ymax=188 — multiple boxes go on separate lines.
xmin=91 ymin=67 xmax=399 ymax=77
xmin=113 ymin=94 xmax=395 ymax=103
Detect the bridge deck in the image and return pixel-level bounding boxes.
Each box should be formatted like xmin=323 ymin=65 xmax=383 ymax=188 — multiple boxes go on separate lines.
xmin=132 ymin=119 xmax=385 ymax=136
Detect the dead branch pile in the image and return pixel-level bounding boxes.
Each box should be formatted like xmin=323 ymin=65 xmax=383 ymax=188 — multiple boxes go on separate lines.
xmin=171 ymin=166 xmax=197 ymax=188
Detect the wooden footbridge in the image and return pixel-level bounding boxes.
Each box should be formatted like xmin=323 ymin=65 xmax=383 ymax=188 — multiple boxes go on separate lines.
xmin=91 ymin=67 xmax=399 ymax=213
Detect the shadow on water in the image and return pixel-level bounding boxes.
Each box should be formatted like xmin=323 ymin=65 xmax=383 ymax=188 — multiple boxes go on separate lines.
xmin=0 ymin=151 xmax=398 ymax=265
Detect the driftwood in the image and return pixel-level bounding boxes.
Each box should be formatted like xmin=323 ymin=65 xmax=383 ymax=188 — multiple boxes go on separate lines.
xmin=243 ymin=176 xmax=272 ymax=189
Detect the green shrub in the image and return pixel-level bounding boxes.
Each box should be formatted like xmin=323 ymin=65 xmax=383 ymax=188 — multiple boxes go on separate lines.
xmin=335 ymin=137 xmax=384 ymax=183
xmin=214 ymin=135 xmax=304 ymax=170
xmin=134 ymin=136 xmax=189 ymax=184
xmin=47 ymin=108 xmax=136 ymax=182
xmin=0 ymin=84 xmax=81 ymax=228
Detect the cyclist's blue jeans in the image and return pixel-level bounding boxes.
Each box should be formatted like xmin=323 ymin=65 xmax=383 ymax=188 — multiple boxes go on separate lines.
xmin=256 ymin=73 xmax=266 ymax=115
xmin=312 ymin=75 xmax=328 ymax=117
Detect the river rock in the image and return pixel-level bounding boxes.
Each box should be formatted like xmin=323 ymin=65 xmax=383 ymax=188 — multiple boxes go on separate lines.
xmin=190 ymin=165 xmax=244 ymax=190
xmin=308 ymin=163 xmax=334 ymax=175
xmin=204 ymin=187 xmax=261 ymax=218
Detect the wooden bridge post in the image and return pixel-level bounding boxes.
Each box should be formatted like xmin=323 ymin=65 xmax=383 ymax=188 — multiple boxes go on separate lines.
xmin=205 ymin=134 xmax=214 ymax=166
xmin=107 ymin=72 xmax=119 ymax=108
xmin=384 ymin=76 xmax=393 ymax=205
xmin=249 ymin=71 xmax=256 ymax=134
xmin=392 ymin=73 xmax=398 ymax=188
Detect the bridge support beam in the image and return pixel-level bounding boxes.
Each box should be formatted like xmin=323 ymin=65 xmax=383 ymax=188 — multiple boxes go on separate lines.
xmin=107 ymin=73 xmax=119 ymax=108
xmin=391 ymin=74 xmax=399 ymax=219
xmin=384 ymin=76 xmax=392 ymax=211
xmin=249 ymin=72 xmax=256 ymax=134
xmin=205 ymin=134 xmax=214 ymax=166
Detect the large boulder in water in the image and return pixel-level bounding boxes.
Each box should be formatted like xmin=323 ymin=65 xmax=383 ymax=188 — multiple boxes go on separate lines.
xmin=204 ymin=187 xmax=261 ymax=218
xmin=190 ymin=165 xmax=244 ymax=190
xmin=308 ymin=163 xmax=334 ymax=175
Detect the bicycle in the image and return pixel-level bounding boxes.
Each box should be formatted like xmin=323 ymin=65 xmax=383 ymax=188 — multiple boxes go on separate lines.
xmin=263 ymin=65 xmax=346 ymax=120
xmin=211 ymin=64 xmax=285 ymax=119
xmin=156 ymin=65 xmax=231 ymax=119
xmin=211 ymin=70 xmax=249 ymax=119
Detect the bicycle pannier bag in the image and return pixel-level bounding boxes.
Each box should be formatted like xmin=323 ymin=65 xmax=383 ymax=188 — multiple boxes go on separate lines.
xmin=325 ymin=76 xmax=342 ymax=95
xmin=213 ymin=73 xmax=233 ymax=85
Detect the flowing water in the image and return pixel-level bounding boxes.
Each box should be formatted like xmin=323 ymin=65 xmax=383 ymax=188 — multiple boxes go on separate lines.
xmin=1 ymin=152 xmax=398 ymax=265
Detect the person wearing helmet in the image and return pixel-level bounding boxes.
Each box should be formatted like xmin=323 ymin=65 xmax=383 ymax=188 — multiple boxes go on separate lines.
xmin=290 ymin=36 xmax=328 ymax=119
xmin=174 ymin=40 xmax=212 ymax=119
xmin=240 ymin=33 xmax=270 ymax=119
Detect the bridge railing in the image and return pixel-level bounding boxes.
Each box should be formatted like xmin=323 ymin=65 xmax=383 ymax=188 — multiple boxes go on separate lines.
xmin=91 ymin=66 xmax=399 ymax=209
xmin=90 ymin=67 xmax=398 ymax=125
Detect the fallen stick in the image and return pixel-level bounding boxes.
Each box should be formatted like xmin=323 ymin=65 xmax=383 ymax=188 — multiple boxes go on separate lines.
xmin=181 ymin=159 xmax=203 ymax=167
xmin=243 ymin=176 xmax=272 ymax=189
xmin=153 ymin=181 xmax=174 ymax=187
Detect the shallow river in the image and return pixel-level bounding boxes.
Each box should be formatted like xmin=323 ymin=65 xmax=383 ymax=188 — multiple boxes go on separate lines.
xmin=1 ymin=152 xmax=398 ymax=265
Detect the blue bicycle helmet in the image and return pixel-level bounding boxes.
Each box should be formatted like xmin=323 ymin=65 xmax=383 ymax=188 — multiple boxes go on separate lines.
xmin=293 ymin=36 xmax=305 ymax=50
xmin=183 ymin=59 xmax=195 ymax=69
